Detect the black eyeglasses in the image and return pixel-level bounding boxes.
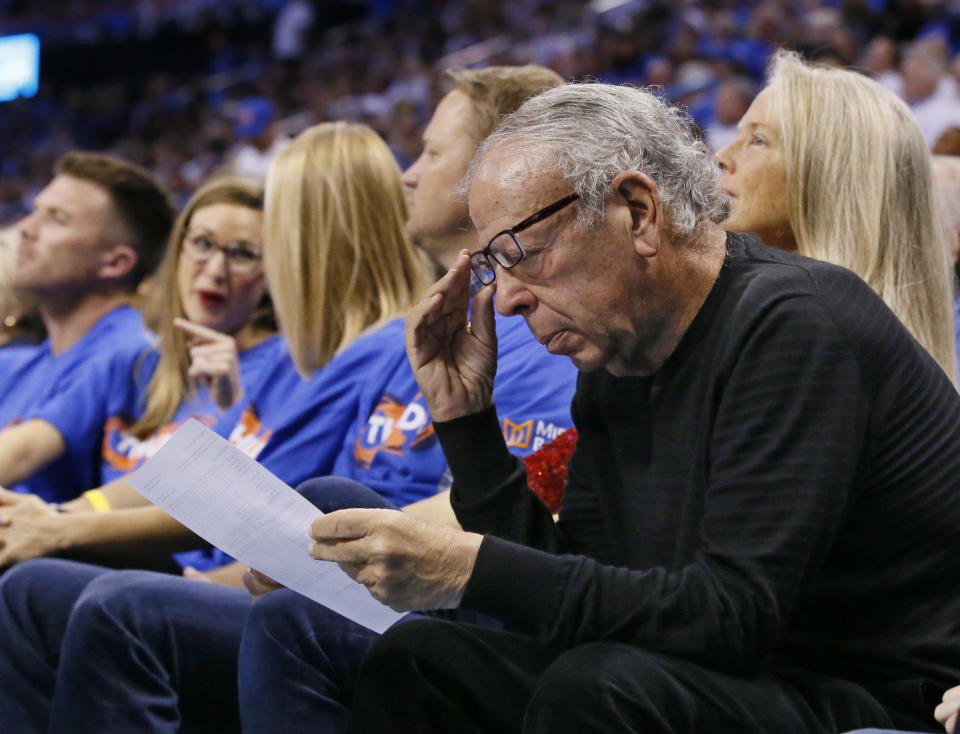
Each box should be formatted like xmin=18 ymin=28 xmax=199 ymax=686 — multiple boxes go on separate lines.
xmin=182 ymin=230 xmax=263 ymax=274
xmin=470 ymin=192 xmax=580 ymax=285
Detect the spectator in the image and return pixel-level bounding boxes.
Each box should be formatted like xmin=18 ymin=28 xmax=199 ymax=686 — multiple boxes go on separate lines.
xmin=703 ymin=76 xmax=754 ymax=152
xmin=717 ymin=50 xmax=957 ymax=381
xmin=861 ymin=35 xmax=902 ymax=93
xmin=226 ymin=96 xmax=290 ymax=180
xmin=901 ymin=45 xmax=960 ymax=147
xmin=0 ymin=152 xmax=173 ymax=502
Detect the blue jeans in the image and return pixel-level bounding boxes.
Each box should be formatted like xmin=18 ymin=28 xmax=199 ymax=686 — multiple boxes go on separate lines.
xmin=0 ymin=476 xmax=394 ymax=734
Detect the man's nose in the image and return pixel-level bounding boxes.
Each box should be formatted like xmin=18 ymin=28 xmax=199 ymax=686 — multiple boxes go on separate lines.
xmin=401 ymin=160 xmax=420 ymax=189
xmin=17 ymin=212 xmax=37 ymax=241
xmin=493 ymin=267 xmax=535 ymax=318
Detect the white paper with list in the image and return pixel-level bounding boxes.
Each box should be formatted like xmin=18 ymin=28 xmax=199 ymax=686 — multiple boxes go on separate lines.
xmin=128 ymin=418 xmax=404 ymax=633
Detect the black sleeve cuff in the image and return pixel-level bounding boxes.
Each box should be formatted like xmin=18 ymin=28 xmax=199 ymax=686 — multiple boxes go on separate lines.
xmin=462 ymin=534 xmax=565 ymax=633
xmin=433 ymin=407 xmax=517 ymax=493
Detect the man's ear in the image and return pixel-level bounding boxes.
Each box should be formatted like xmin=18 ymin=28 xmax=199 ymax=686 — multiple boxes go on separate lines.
xmin=611 ymin=170 xmax=661 ymax=258
xmin=98 ymin=243 xmax=138 ymax=283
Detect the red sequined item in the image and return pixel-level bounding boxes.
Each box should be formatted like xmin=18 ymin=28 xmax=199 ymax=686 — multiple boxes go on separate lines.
xmin=522 ymin=428 xmax=578 ymax=514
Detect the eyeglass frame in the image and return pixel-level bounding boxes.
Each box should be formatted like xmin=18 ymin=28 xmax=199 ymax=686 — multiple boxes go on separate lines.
xmin=181 ymin=229 xmax=264 ymax=274
xmin=470 ymin=192 xmax=580 ymax=285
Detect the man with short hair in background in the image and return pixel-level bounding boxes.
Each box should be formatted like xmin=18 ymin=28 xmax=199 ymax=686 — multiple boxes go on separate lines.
xmin=0 ymin=151 xmax=173 ymax=502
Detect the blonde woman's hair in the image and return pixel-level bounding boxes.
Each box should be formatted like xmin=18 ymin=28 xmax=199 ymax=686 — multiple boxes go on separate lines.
xmin=0 ymin=227 xmax=24 ymax=321
xmin=130 ymin=176 xmax=268 ymax=438
xmin=768 ymin=50 xmax=957 ymax=382
xmin=264 ymin=121 xmax=431 ymax=375
xmin=0 ymin=228 xmax=42 ymax=342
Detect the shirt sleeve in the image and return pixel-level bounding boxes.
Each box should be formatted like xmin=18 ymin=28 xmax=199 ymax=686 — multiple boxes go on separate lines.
xmin=452 ymin=295 xmax=869 ymax=674
xmin=26 ymin=348 xmax=141 ymax=458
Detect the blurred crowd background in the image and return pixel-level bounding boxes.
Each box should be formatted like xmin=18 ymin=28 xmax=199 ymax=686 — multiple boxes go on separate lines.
xmin=0 ymin=0 xmax=958 ymax=223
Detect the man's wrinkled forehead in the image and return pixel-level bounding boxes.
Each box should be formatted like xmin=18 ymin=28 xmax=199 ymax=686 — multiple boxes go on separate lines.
xmin=467 ymin=146 xmax=559 ymax=230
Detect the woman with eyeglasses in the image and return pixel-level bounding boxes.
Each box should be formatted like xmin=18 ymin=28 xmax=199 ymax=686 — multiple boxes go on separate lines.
xmin=715 ymin=50 xmax=957 ymax=382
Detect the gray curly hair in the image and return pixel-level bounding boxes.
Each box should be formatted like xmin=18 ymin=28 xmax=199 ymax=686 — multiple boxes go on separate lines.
xmin=464 ymin=82 xmax=725 ymax=235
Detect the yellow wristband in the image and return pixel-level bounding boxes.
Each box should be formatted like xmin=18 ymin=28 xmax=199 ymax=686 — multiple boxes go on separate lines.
xmin=83 ymin=489 xmax=111 ymax=513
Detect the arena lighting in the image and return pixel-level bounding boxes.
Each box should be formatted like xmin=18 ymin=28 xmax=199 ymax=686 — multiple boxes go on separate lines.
xmin=0 ymin=33 xmax=40 ymax=103
xmin=590 ymin=0 xmax=637 ymax=13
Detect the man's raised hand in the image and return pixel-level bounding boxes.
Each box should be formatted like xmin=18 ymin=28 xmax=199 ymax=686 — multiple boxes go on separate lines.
xmin=405 ymin=250 xmax=497 ymax=422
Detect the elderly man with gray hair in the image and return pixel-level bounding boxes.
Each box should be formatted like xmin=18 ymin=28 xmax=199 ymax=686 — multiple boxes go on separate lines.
xmin=246 ymin=82 xmax=960 ymax=733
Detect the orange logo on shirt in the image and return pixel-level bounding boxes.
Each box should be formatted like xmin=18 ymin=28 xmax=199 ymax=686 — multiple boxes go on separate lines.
xmin=503 ymin=418 xmax=533 ymax=449
xmin=226 ymin=404 xmax=273 ymax=459
xmin=354 ymin=392 xmax=436 ymax=469
xmin=102 ymin=414 xmax=217 ymax=473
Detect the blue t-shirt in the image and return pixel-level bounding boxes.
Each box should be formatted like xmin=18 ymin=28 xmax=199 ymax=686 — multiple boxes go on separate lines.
xmin=331 ymin=308 xmax=578 ymax=507
xmin=211 ymin=321 xmax=404 ymax=486
xmin=0 ymin=306 xmax=153 ymax=502
xmin=99 ymin=334 xmax=285 ymax=484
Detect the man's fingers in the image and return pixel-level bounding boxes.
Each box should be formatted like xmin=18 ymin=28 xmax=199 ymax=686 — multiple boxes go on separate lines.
xmin=944 ymin=686 xmax=960 ymax=703
xmin=309 ymin=537 xmax=374 ymax=565
xmin=0 ymin=487 xmax=21 ymax=506
xmin=338 ymin=560 xmax=364 ymax=581
xmin=243 ymin=568 xmax=282 ymax=596
xmin=309 ymin=508 xmax=389 ymax=542
xmin=936 ymin=698 xmax=959 ymax=724
xmin=470 ymin=280 xmax=497 ymax=345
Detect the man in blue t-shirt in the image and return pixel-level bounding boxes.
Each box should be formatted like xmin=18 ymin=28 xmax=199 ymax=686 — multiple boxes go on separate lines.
xmin=0 ymin=152 xmax=173 ymax=502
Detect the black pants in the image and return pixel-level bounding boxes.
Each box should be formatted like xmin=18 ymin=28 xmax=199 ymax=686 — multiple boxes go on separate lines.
xmin=349 ymin=617 xmax=928 ymax=734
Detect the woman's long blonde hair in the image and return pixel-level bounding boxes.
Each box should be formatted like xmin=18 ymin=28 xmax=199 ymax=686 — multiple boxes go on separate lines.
xmin=130 ymin=176 xmax=269 ymax=437
xmin=264 ymin=121 xmax=431 ymax=375
xmin=768 ymin=50 xmax=957 ymax=382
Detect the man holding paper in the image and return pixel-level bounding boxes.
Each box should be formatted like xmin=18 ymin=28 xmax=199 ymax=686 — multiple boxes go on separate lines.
xmin=244 ymin=83 xmax=960 ymax=733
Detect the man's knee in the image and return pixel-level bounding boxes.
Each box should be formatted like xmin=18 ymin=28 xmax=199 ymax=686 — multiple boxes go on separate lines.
xmin=0 ymin=558 xmax=56 ymax=605
xmin=295 ymin=476 xmax=397 ymax=513
xmin=70 ymin=570 xmax=173 ymax=636
xmin=360 ymin=617 xmax=449 ymax=679
xmin=0 ymin=558 xmax=106 ymax=635
xmin=245 ymin=587 xmax=337 ymax=646
xmin=525 ymin=644 xmax=686 ymax=733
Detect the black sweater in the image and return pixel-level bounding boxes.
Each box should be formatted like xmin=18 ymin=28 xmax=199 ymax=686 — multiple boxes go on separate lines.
xmin=437 ymin=234 xmax=960 ymax=719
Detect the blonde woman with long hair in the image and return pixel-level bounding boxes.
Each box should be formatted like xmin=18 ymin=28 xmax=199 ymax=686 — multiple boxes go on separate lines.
xmin=102 ymin=175 xmax=275 ymax=479
xmin=716 ymin=49 xmax=957 ymax=382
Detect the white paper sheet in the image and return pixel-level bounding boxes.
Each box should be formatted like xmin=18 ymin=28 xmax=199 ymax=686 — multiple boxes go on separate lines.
xmin=128 ymin=418 xmax=404 ymax=633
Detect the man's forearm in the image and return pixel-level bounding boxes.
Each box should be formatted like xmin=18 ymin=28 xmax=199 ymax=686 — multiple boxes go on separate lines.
xmin=53 ymin=505 xmax=201 ymax=556
xmin=0 ymin=419 xmax=66 ymax=486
